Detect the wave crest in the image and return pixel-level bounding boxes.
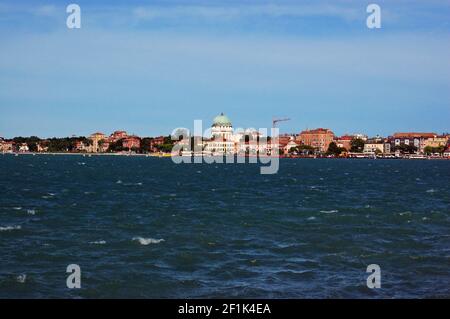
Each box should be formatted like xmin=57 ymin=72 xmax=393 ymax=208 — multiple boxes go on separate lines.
xmin=0 ymin=225 xmax=21 ymax=232
xmin=133 ymin=237 xmax=165 ymax=245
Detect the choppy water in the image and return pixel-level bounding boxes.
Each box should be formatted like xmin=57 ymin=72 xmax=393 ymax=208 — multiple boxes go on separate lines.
xmin=0 ymin=155 xmax=449 ymax=298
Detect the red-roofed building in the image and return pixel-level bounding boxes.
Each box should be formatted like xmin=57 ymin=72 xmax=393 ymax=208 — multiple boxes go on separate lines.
xmin=74 ymin=141 xmax=88 ymax=152
xmin=277 ymin=135 xmax=292 ymax=149
xmin=150 ymin=136 xmax=166 ymax=152
xmin=335 ymin=135 xmax=354 ymax=151
xmin=110 ymin=130 xmax=128 ymax=142
xmin=123 ymin=136 xmax=141 ymax=150
xmin=393 ymin=132 xmax=436 ymax=139
xmin=298 ymin=128 xmax=335 ymax=153
xmin=391 ymin=132 xmax=437 ymax=153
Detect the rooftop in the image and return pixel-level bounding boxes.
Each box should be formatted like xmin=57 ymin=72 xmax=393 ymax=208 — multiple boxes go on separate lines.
xmin=212 ymin=113 xmax=232 ymax=127
xmin=393 ymin=132 xmax=436 ymax=138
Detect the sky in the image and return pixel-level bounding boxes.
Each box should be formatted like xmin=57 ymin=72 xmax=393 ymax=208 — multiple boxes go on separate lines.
xmin=0 ymin=0 xmax=449 ymax=138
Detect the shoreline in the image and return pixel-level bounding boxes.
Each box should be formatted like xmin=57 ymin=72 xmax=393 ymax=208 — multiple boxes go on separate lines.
xmin=0 ymin=152 xmax=172 ymax=158
xmin=1 ymin=152 xmax=449 ymax=160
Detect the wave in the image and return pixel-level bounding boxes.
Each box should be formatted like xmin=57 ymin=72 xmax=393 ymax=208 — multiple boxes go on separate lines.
xmin=307 ymin=216 xmax=316 ymax=221
xmin=27 ymin=209 xmax=36 ymax=215
xmin=320 ymin=210 xmax=338 ymax=214
xmin=12 ymin=207 xmax=22 ymax=210
xmin=0 ymin=225 xmax=21 ymax=232
xmin=132 ymin=237 xmax=165 ymax=245
xmin=16 ymin=274 xmax=26 ymax=283
xmin=89 ymin=240 xmax=106 ymax=245
xmin=426 ymin=189 xmax=437 ymax=193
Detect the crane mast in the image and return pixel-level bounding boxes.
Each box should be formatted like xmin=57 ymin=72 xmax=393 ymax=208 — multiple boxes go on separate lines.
xmin=272 ymin=117 xmax=291 ymax=128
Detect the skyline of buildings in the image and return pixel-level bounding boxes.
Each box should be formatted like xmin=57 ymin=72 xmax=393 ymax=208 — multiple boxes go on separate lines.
xmin=1 ymin=113 xmax=450 ymax=157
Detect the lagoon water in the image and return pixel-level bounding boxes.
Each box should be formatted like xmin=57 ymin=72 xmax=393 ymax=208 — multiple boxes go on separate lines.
xmin=0 ymin=155 xmax=449 ymax=298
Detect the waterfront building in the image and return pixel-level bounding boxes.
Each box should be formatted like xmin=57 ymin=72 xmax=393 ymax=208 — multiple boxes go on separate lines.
xmin=199 ymin=113 xmax=275 ymax=155
xmin=110 ymin=130 xmax=128 ymax=142
xmin=89 ymin=132 xmax=106 ymax=153
xmin=18 ymin=143 xmax=29 ymax=152
xmin=424 ymin=135 xmax=448 ymax=149
xmin=204 ymin=113 xmax=235 ymax=155
xmin=0 ymin=140 xmax=14 ymax=153
xmin=112 ymin=130 xmax=128 ymax=140
xmin=335 ymin=135 xmax=353 ymax=151
xmin=363 ymin=143 xmax=384 ymax=154
xmin=234 ymin=129 xmax=263 ymax=154
xmin=444 ymin=147 xmax=450 ymax=158
xmin=37 ymin=142 xmax=48 ymax=153
xmin=74 ymin=141 xmax=88 ymax=152
xmin=284 ymin=136 xmax=298 ymax=154
xmin=298 ymin=128 xmax=335 ymax=153
xmin=99 ymin=140 xmax=110 ymax=153
xmin=151 ymin=136 xmax=166 ymax=152
xmin=391 ymin=132 xmax=437 ymax=153
xmin=278 ymin=135 xmax=292 ymax=149
xmin=122 ymin=136 xmax=141 ymax=150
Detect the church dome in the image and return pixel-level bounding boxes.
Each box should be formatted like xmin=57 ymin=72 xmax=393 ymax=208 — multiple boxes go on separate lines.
xmin=212 ymin=113 xmax=232 ymax=127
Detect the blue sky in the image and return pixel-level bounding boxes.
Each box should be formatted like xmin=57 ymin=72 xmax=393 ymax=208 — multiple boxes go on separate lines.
xmin=0 ymin=0 xmax=449 ymax=138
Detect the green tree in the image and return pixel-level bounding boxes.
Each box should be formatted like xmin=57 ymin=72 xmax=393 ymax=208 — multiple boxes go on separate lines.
xmin=350 ymin=138 xmax=365 ymax=153
xmin=296 ymin=144 xmax=315 ymax=155
xmin=154 ymin=136 xmax=175 ymax=153
xmin=108 ymin=139 xmax=124 ymax=152
xmin=326 ymin=142 xmax=345 ymax=156
xmin=424 ymin=145 xmax=445 ymax=154
xmin=140 ymin=137 xmax=153 ymax=153
xmin=28 ymin=142 xmax=38 ymax=152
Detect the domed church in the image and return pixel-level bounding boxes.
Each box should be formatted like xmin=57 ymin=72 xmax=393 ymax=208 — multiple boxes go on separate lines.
xmin=204 ymin=113 xmax=236 ymax=155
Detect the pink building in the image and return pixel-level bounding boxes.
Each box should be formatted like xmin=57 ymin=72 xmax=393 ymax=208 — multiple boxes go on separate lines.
xmin=123 ymin=136 xmax=141 ymax=150
xmin=110 ymin=131 xmax=128 ymax=142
